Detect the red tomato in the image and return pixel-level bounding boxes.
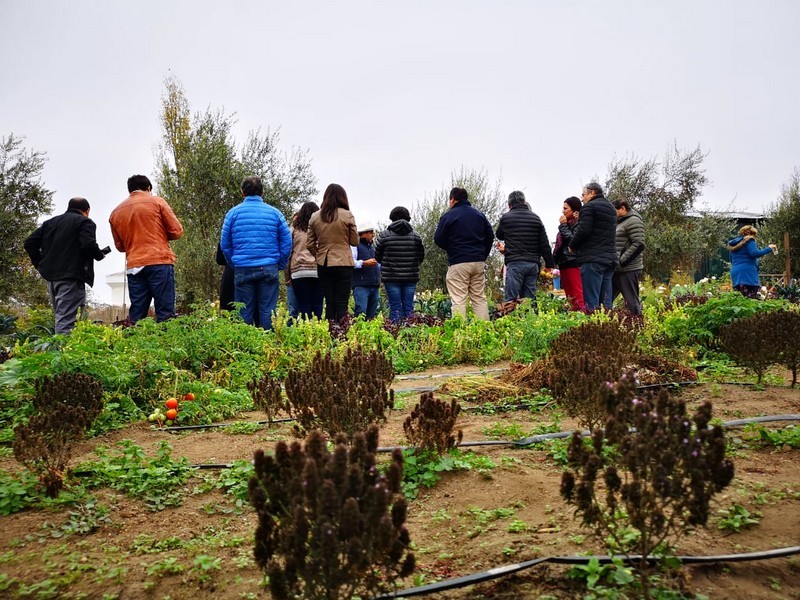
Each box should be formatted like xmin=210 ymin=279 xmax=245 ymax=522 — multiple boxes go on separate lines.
xmin=184 ymin=392 xmax=195 ymax=401
xmin=165 ymin=408 xmax=178 ymax=421
xmin=165 ymin=398 xmax=179 ymax=410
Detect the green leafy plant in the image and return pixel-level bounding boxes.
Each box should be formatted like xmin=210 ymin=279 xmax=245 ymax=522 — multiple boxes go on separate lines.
xmin=482 ymin=422 xmax=528 ymax=440
xmin=214 ymin=459 xmax=254 ymax=507
xmin=401 ymin=448 xmax=495 ymax=499
xmin=716 ymin=504 xmax=761 ymax=533
xmin=284 ymin=346 xmax=395 ymax=439
xmin=560 ymin=373 xmax=734 ymax=598
xmin=249 ymin=426 xmax=415 ymax=600
xmin=403 ymin=391 xmax=462 ymax=455
xmin=568 ymin=557 xmax=635 ymax=595
xmin=78 ymin=440 xmax=193 ymax=511
xmin=0 ymin=468 xmax=40 ymax=515
xmin=45 ymin=499 xmax=111 ymax=537
xmin=749 ymin=424 xmax=800 ymax=449
xmin=145 ymin=556 xmax=186 ymax=577
xmin=13 ymin=373 xmax=104 ymax=497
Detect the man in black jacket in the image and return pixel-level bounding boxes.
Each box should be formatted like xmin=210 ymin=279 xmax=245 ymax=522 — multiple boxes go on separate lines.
xmin=434 ymin=187 xmax=494 ymax=320
xmin=495 ymin=191 xmax=554 ymax=301
xmin=567 ymin=183 xmax=617 ymax=310
xmin=24 ymin=197 xmax=108 ymax=333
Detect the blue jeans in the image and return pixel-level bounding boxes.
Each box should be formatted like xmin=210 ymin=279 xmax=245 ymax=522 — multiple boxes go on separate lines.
xmin=384 ymin=282 xmax=416 ymax=322
xmin=234 ymin=265 xmax=280 ymax=330
xmin=128 ymin=264 xmax=176 ymax=323
xmin=504 ymin=261 xmax=539 ymax=301
xmin=353 ymin=286 xmax=380 ymax=319
xmin=292 ymin=277 xmax=323 ymax=319
xmin=580 ymin=262 xmax=614 ymax=310
xmin=286 ymin=284 xmax=299 ymax=318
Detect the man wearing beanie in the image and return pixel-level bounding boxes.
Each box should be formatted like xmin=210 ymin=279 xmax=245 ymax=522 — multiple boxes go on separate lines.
xmin=495 ymin=190 xmax=554 ymax=301
xmin=24 ymin=197 xmax=109 ymax=333
xmin=434 ymin=187 xmax=494 ymax=320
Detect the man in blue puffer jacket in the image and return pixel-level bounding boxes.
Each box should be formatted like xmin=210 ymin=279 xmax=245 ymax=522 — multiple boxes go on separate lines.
xmin=221 ymin=176 xmax=292 ymax=330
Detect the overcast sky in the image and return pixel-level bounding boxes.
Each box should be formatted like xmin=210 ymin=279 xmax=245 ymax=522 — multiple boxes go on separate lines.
xmin=2 ymin=0 xmax=799 ymax=303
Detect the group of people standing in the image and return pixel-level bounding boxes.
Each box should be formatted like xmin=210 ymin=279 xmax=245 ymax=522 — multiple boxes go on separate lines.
xmin=552 ymin=183 xmax=646 ymax=315
xmin=23 ymin=174 xmax=653 ymax=335
xmin=439 ymin=182 xmax=647 ymax=319
xmin=33 ymin=173 xmax=775 ymax=335
xmin=221 ymin=179 xmax=425 ymax=329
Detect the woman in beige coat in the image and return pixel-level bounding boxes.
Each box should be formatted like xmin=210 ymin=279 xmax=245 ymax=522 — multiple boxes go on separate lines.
xmin=307 ymin=183 xmax=359 ymax=320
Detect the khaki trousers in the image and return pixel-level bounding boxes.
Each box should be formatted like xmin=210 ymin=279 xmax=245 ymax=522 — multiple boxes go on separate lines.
xmin=446 ymin=261 xmax=489 ymax=320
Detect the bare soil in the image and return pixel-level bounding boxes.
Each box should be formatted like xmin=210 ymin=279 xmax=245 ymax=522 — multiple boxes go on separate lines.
xmin=0 ymin=364 xmax=798 ymax=600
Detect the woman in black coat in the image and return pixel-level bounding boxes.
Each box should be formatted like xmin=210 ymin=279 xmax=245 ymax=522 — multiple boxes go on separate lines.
xmin=374 ymin=206 xmax=425 ymax=322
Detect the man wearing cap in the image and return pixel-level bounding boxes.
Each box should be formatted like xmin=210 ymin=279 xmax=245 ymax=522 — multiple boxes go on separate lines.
xmin=351 ymin=223 xmax=381 ymax=319
xmin=24 ymin=197 xmax=109 ymax=334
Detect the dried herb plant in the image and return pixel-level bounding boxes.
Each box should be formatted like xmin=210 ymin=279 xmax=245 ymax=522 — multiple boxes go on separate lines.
xmin=772 ymin=310 xmax=800 ymax=388
xmin=13 ymin=373 xmax=104 ymax=497
xmin=719 ymin=312 xmax=781 ymax=384
xmin=249 ymin=425 xmax=415 ymax=600
xmin=560 ymin=373 xmax=734 ymax=598
xmin=284 ymin=346 xmax=395 ymax=439
xmin=403 ymin=391 xmax=463 ymax=455
xmin=248 ymin=374 xmax=286 ymax=425
xmin=548 ymin=320 xmax=638 ymax=430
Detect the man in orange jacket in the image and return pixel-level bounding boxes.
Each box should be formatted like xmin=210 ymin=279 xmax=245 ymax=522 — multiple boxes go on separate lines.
xmin=109 ymin=175 xmax=184 ymax=322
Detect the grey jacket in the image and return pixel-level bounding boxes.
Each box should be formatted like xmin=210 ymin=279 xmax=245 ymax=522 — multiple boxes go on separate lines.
xmin=615 ymin=209 xmax=645 ymax=272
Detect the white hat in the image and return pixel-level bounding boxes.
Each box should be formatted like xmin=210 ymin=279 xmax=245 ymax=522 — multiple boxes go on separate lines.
xmin=358 ymin=222 xmax=376 ymax=233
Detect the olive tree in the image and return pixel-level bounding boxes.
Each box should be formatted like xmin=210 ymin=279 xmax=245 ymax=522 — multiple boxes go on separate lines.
xmin=759 ymin=168 xmax=800 ymax=278
xmin=156 ymin=77 xmax=317 ymax=303
xmin=604 ymin=144 xmax=733 ymax=283
xmin=0 ymin=134 xmax=53 ymax=305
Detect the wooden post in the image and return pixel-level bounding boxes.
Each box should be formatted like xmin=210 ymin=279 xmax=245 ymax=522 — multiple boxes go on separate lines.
xmin=785 ymin=231 xmax=792 ymax=283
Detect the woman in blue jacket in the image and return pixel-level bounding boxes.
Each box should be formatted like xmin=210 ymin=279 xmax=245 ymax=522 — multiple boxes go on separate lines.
xmin=726 ymin=225 xmax=777 ymax=298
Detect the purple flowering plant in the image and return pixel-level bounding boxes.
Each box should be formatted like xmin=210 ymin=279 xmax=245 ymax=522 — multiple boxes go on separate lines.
xmin=560 ymin=372 xmax=734 ymax=597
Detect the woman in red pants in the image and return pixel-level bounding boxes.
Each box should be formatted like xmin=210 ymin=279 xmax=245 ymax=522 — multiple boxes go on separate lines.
xmin=553 ymin=196 xmax=584 ymax=311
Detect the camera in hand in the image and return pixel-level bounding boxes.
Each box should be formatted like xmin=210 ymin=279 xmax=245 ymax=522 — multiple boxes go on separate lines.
xmin=101 ymin=246 xmax=112 ymax=255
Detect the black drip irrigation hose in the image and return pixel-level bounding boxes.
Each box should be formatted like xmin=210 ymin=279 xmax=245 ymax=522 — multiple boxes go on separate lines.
xmin=372 ymin=546 xmax=800 ymax=599
xmin=184 ymin=414 xmax=800 ymax=468
xmin=134 ymin=376 xmax=794 ymax=437
xmin=164 ymin=417 xmax=293 ymax=433
xmin=155 ymin=380 xmax=706 ymax=434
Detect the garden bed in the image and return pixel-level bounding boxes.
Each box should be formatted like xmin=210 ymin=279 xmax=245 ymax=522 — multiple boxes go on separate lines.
xmin=0 ymin=365 xmax=798 ymax=599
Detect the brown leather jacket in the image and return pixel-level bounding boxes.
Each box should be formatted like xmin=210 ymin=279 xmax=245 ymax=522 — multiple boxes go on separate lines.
xmin=306 ymin=208 xmax=359 ymax=267
xmin=109 ymin=191 xmax=184 ymax=267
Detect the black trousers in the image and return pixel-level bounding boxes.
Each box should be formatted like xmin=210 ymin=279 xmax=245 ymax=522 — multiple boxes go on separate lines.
xmin=612 ymin=269 xmax=642 ymax=315
xmin=317 ymin=265 xmax=353 ymax=321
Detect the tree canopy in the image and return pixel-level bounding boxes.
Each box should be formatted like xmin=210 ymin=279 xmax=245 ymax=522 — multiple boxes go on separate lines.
xmin=760 ymin=168 xmax=800 ymax=278
xmin=156 ymin=77 xmax=317 ymax=303
xmin=604 ymin=144 xmax=733 ymax=283
xmin=0 ymin=134 xmax=53 ymax=304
